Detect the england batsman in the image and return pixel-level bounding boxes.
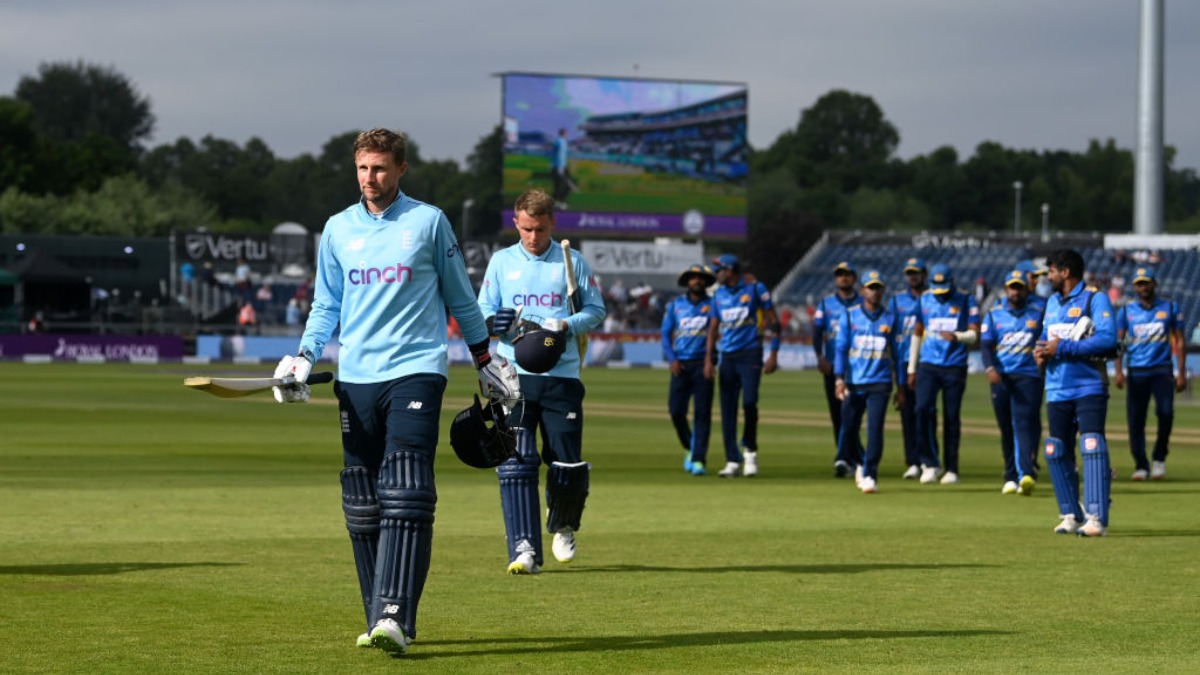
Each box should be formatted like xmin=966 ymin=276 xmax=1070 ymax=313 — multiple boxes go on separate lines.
xmin=272 ymin=129 xmax=519 ymax=654
xmin=1034 ymin=248 xmax=1118 ymax=537
xmin=478 ymin=188 xmax=606 ymax=574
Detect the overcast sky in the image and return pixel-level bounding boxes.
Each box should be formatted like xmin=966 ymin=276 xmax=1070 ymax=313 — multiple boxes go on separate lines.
xmin=2 ymin=1 xmax=1198 ymax=171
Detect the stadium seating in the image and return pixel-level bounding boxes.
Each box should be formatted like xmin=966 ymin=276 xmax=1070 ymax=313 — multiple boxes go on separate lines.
xmin=776 ymin=237 xmax=1200 ymax=338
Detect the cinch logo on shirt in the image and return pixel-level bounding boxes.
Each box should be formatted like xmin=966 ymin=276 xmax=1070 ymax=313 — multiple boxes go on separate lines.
xmin=512 ymin=292 xmax=564 ymax=307
xmin=349 ymin=263 xmax=413 ymax=285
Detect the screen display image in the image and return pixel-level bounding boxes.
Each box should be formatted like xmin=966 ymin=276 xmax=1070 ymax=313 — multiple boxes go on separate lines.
xmin=501 ymin=72 xmax=748 ymax=238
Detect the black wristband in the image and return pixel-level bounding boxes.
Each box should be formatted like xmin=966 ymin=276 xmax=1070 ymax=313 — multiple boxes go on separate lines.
xmin=467 ymin=340 xmax=491 ymax=369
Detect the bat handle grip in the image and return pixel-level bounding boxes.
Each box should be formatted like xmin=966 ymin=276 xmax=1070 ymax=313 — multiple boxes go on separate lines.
xmin=307 ymin=371 xmax=335 ymax=385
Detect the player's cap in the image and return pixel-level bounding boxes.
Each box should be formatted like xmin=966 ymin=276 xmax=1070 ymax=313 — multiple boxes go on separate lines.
xmin=710 ymin=254 xmax=739 ymax=272
xmin=1004 ymin=269 xmax=1027 ymax=287
xmin=514 ymin=329 xmax=567 ymax=374
xmin=929 ymin=263 xmax=954 ymax=294
xmin=1015 ymin=259 xmax=1036 ymax=275
xmin=861 ymin=270 xmax=885 ymax=288
xmin=677 ymin=264 xmax=716 ymax=287
xmin=1132 ymin=267 xmax=1156 ymax=283
xmin=833 ymin=261 xmax=857 ymax=276
xmin=903 ymin=257 xmax=927 ymax=273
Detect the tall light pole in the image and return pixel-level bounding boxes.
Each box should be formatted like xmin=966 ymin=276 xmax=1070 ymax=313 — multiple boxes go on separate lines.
xmin=460 ymin=198 xmax=475 ymax=243
xmin=1013 ymin=181 xmax=1023 ymax=235
xmin=1041 ymin=203 xmax=1050 ymax=242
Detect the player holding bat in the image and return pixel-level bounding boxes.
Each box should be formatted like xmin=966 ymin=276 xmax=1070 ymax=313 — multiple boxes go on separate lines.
xmin=478 ymin=188 xmax=606 ymax=575
xmin=272 ymin=128 xmax=519 ymax=655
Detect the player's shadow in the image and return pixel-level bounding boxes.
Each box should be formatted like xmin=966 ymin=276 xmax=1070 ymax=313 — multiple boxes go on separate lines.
xmin=559 ymin=562 xmax=995 ymax=575
xmin=412 ymin=628 xmax=1012 ymax=659
xmin=0 ymin=562 xmax=243 ymax=576
xmin=1109 ymin=529 xmax=1200 ymax=538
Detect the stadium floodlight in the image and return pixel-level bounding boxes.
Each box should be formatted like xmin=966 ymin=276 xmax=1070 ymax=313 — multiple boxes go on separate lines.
xmin=1013 ymin=181 xmax=1023 ymax=235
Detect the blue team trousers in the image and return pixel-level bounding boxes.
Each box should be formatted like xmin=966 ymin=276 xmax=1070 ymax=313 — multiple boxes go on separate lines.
xmin=839 ymin=383 xmax=891 ymax=479
xmin=668 ymin=358 xmax=714 ymax=464
xmin=1125 ymin=368 xmax=1175 ymax=470
xmin=718 ymin=347 xmax=762 ymax=463
xmin=1046 ymin=394 xmax=1109 ymax=463
xmin=989 ymin=375 xmax=1043 ymax=482
xmin=896 ymin=379 xmax=921 ymax=468
xmin=915 ymin=364 xmax=967 ymax=472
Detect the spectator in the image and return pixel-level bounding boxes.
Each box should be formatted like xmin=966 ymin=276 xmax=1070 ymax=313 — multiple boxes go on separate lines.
xmin=285 ymin=298 xmax=302 ymax=336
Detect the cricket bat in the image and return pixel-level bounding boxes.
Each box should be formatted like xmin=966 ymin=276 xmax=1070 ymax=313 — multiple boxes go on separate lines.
xmin=184 ymin=371 xmax=334 ymax=398
xmin=560 ymin=239 xmax=588 ymax=364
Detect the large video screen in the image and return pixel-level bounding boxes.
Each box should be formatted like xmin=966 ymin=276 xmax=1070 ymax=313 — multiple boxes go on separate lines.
xmin=501 ymin=72 xmax=748 ymax=239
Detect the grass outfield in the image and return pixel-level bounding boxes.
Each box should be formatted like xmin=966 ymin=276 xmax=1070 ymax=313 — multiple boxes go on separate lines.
xmin=2 ymin=361 xmax=1199 ymax=674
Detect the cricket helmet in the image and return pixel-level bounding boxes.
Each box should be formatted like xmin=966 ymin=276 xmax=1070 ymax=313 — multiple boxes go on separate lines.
xmin=450 ymin=394 xmax=518 ymax=469
xmin=514 ymin=329 xmax=567 ymax=374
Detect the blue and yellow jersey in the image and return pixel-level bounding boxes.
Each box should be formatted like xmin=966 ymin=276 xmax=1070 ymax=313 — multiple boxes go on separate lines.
xmin=981 ymin=301 xmax=1043 ymax=378
xmin=1118 ymin=298 xmax=1182 ymax=370
xmin=1040 ymin=284 xmax=1118 ymax=402
xmin=712 ymin=280 xmax=773 ymax=353
xmin=662 ymin=293 xmax=713 ymax=361
xmin=813 ymin=291 xmax=860 ymax=362
xmin=889 ymin=288 xmax=921 ymax=377
xmin=911 ymin=290 xmax=980 ymax=367
xmin=834 ymin=304 xmax=901 ymax=387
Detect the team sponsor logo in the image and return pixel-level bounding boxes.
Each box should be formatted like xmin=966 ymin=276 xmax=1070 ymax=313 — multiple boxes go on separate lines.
xmin=1132 ymin=323 xmax=1165 ymax=339
xmin=348 ymin=262 xmax=413 ymax=285
xmin=721 ymin=306 xmax=750 ymax=324
xmin=512 ymin=291 xmax=564 ymax=307
xmin=1047 ymin=322 xmax=1074 ymax=339
xmin=928 ymin=317 xmax=958 ymax=332
xmin=853 ymin=335 xmax=888 ymax=351
xmin=678 ymin=316 xmax=708 ymax=331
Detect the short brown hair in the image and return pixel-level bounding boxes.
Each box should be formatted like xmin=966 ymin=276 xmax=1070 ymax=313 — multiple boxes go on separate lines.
xmin=353 ymin=128 xmax=408 ymax=166
xmin=514 ymin=188 xmax=555 ymax=218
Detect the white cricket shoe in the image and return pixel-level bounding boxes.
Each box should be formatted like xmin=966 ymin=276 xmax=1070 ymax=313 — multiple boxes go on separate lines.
xmin=1150 ymin=461 xmax=1166 ymax=480
xmin=859 ymin=476 xmax=877 ymax=494
xmin=1131 ymin=468 xmax=1149 ymax=482
xmin=1054 ymin=514 xmax=1080 ymax=535
xmin=1076 ymin=516 xmax=1107 ymax=537
xmin=854 ymin=464 xmax=864 ymax=488
xmin=919 ymin=466 xmax=940 ymax=484
xmin=718 ymin=461 xmax=741 ymax=478
xmin=507 ymin=551 xmax=541 ymax=575
xmin=1001 ymin=480 xmax=1018 ymax=495
xmin=902 ymin=465 xmax=921 ymax=480
xmin=552 ymin=528 xmax=576 ymax=563
xmin=939 ymin=471 xmax=959 ymax=485
xmin=369 ymin=618 xmax=411 ymax=654
xmin=743 ymin=450 xmax=758 ymax=477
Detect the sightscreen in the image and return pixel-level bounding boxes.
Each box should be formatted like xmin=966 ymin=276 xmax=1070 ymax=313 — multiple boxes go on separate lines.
xmin=501 ymin=72 xmax=748 ymax=239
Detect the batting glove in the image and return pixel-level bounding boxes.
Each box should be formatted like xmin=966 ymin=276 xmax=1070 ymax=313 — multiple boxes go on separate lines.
xmin=272 ymin=353 xmax=312 ymax=404
xmin=478 ymin=355 xmax=521 ymax=409
xmin=491 ymin=307 xmax=521 ymax=337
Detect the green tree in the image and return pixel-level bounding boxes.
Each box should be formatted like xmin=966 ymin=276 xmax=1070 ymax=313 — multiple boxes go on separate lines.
xmin=461 ymin=125 xmax=505 ymax=240
xmin=0 ymin=98 xmax=38 ymax=191
xmin=0 ymin=175 xmax=217 ymax=236
xmin=15 ymin=60 xmax=154 ymax=151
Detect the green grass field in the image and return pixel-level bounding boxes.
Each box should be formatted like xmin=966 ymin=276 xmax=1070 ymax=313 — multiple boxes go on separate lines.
xmin=2 ymin=362 xmax=1199 ymax=673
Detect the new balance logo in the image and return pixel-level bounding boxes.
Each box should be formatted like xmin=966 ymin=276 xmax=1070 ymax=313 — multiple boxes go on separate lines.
xmin=340 ymin=411 xmax=350 ymax=433
xmin=566 ymin=412 xmax=577 ymax=420
xmin=382 ymin=604 xmax=399 ymax=615
xmin=407 ymin=401 xmax=423 ymax=410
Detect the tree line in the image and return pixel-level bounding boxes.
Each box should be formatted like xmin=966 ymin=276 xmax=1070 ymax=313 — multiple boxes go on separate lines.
xmin=2 ymin=61 xmax=1199 ymax=285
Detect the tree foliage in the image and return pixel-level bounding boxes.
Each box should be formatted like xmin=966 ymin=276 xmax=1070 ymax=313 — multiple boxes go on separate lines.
xmin=15 ymin=60 xmax=155 ymax=151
